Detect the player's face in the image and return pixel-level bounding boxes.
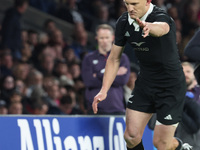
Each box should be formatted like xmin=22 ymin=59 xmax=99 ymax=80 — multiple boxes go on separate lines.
xmin=124 ymin=0 xmax=149 ymax=19
xmin=96 ymin=29 xmax=114 ymax=53
xmin=182 ymin=65 xmax=195 ymax=86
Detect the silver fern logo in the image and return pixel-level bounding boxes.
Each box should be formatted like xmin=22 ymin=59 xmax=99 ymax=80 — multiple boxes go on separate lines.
xmin=131 ymin=42 xmax=145 ymax=47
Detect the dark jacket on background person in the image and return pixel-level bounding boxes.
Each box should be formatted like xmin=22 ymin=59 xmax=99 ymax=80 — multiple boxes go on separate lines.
xmin=184 ymin=29 xmax=200 ymax=62
xmin=194 ymin=64 xmax=200 ymax=85
xmin=82 ymin=50 xmax=130 ymax=114
xmin=184 ymin=29 xmax=200 ymax=84
xmin=186 ymin=85 xmax=200 ymax=104
xmin=1 ymin=8 xmax=22 ymax=59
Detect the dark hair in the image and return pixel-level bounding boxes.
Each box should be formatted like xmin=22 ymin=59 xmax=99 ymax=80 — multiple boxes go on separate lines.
xmin=44 ymin=19 xmax=55 ymax=28
xmin=28 ymin=29 xmax=38 ymax=35
xmin=60 ymin=95 xmax=73 ymax=105
xmin=31 ymin=98 xmax=48 ymax=110
xmin=0 ymin=75 xmax=15 ymax=89
xmin=14 ymin=0 xmax=29 ymax=7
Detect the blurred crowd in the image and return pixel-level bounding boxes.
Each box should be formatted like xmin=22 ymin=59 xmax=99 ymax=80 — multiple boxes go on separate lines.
xmin=29 ymin=0 xmax=200 ymax=60
xmin=0 ymin=0 xmax=200 ymax=115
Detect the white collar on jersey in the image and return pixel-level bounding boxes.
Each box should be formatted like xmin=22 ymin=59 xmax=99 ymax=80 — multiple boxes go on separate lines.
xmin=128 ymin=3 xmax=154 ymax=31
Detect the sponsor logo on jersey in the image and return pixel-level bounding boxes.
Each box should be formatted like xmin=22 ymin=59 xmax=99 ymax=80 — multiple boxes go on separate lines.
xmin=131 ymin=42 xmax=149 ymax=51
xmin=131 ymin=42 xmax=145 ymax=47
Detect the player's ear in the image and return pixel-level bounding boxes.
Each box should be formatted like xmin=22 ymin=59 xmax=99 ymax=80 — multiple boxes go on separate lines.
xmin=112 ymin=35 xmax=115 ymax=42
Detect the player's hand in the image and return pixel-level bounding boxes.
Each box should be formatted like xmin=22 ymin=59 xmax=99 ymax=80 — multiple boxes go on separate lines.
xmin=136 ymin=18 xmax=150 ymax=38
xmin=92 ymin=92 xmax=107 ymax=114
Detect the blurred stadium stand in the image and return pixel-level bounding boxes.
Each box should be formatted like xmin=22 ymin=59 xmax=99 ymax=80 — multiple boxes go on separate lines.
xmin=0 ymin=0 xmax=95 ymax=44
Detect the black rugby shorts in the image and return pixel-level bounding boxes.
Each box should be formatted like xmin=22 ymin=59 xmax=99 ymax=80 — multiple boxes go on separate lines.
xmin=127 ymin=78 xmax=186 ymax=125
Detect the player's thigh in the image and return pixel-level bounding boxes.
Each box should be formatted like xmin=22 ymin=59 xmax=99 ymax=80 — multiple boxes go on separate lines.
xmin=125 ymin=108 xmax=152 ymax=137
xmin=153 ymin=124 xmax=177 ymax=144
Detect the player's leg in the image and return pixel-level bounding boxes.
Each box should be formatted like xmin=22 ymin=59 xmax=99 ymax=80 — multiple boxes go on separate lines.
xmin=153 ymin=79 xmax=192 ymax=150
xmin=153 ymin=122 xmax=179 ymax=150
xmin=124 ymin=108 xmax=152 ymax=149
xmin=153 ymin=121 xmax=193 ymax=150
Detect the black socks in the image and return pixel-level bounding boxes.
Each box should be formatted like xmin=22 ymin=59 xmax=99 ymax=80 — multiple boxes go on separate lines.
xmin=127 ymin=141 xmax=144 ymax=150
xmin=127 ymin=138 xmax=183 ymax=150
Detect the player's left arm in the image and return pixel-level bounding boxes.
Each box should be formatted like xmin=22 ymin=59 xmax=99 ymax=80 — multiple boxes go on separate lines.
xmin=136 ymin=18 xmax=169 ymax=38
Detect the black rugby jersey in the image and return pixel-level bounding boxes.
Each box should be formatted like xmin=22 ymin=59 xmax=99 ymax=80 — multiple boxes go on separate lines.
xmin=115 ymin=5 xmax=184 ymax=87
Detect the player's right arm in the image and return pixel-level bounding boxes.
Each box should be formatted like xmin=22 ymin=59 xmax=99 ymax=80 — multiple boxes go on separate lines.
xmin=92 ymin=44 xmax=124 ymax=114
xmin=136 ymin=18 xmax=170 ymax=38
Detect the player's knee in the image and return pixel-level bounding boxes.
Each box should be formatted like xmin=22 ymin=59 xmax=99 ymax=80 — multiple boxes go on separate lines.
xmin=124 ymin=129 xmax=142 ymax=145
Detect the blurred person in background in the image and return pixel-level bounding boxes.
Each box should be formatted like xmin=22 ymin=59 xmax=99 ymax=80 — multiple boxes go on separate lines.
xmin=184 ymin=28 xmax=200 ymax=86
xmin=0 ymin=0 xmax=29 ymax=60
xmin=29 ymin=0 xmax=56 ymax=15
xmin=21 ymin=29 xmax=28 ymax=44
xmin=59 ymin=95 xmax=83 ymax=115
xmin=181 ymin=0 xmax=200 ymax=48
xmin=184 ymin=29 xmax=200 ymax=62
xmin=12 ymin=62 xmax=30 ymax=81
xmin=90 ymin=4 xmax=116 ymax=32
xmin=53 ymin=60 xmax=74 ymax=87
xmin=69 ymin=62 xmax=85 ymax=112
xmin=29 ymin=98 xmax=49 ymax=115
xmin=69 ymin=63 xmax=82 ymax=81
xmin=0 ymin=75 xmax=15 ymax=102
xmin=15 ymin=79 xmax=27 ymax=97
xmin=167 ymin=6 xmax=179 ymax=20
xmin=53 ymin=44 xmax=64 ymax=60
xmin=70 ymin=23 xmax=92 ymax=60
xmin=32 ymin=44 xmax=56 ymax=70
xmin=25 ymin=69 xmax=46 ymax=99
xmin=42 ymin=75 xmax=57 ymax=91
xmin=49 ymin=28 xmax=67 ymax=49
xmin=0 ymin=100 xmax=8 ymax=115
xmin=55 ymin=0 xmax=84 ymax=25
xmin=152 ymin=0 xmax=167 ymax=11
xmin=38 ymin=32 xmax=49 ymax=45
xmin=32 ymin=100 xmax=49 ymax=115
xmin=63 ymin=47 xmax=80 ymax=66
xmin=20 ymin=42 xmax=32 ymax=63
xmin=38 ymin=54 xmax=55 ymax=76
xmin=182 ymin=62 xmax=200 ymax=103
xmin=8 ymin=90 xmax=25 ymax=113
xmin=65 ymin=85 xmax=84 ymax=114
xmin=8 ymin=101 xmax=23 ymax=114
xmin=43 ymin=19 xmax=57 ymax=35
xmin=82 ymin=24 xmax=130 ymax=115
xmin=46 ymin=84 xmax=60 ymax=107
xmin=27 ymin=29 xmax=38 ymax=51
xmin=0 ymin=51 xmax=13 ymax=78
xmin=70 ymin=63 xmax=84 ymax=90
xmin=174 ymin=62 xmax=200 ymax=150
